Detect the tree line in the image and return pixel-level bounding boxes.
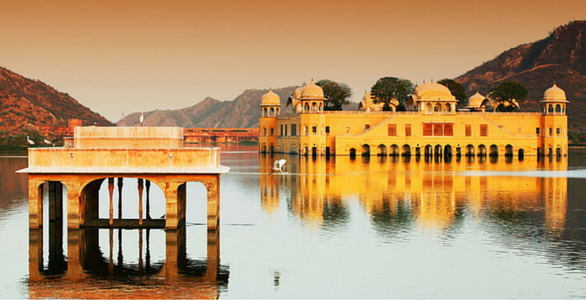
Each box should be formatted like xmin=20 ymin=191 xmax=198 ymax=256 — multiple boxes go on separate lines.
xmin=316 ymin=77 xmax=528 ymax=112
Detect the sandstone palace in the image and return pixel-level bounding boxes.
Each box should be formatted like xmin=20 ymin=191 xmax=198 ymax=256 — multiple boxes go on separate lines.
xmin=259 ymin=80 xmax=568 ymax=157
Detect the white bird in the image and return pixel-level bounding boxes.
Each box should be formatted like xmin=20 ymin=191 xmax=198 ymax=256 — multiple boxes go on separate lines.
xmin=139 ymin=107 xmax=144 ymax=125
xmin=26 ymin=136 xmax=34 ymax=145
xmin=44 ymin=138 xmax=52 ymax=145
xmin=272 ymin=159 xmax=287 ymax=173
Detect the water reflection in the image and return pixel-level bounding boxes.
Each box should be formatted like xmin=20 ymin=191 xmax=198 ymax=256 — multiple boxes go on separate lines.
xmin=29 ymin=226 xmax=229 ymax=299
xmin=259 ymin=154 xmax=570 ymax=239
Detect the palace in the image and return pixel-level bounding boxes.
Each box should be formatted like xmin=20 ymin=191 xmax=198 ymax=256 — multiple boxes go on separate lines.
xmin=259 ymin=80 xmax=569 ymax=157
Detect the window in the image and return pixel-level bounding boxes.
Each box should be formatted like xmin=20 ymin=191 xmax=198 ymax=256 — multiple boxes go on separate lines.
xmin=405 ymin=124 xmax=412 ymax=136
xmin=325 ymin=126 xmax=330 ymax=135
xmin=312 ymin=126 xmax=317 ymax=134
xmin=433 ymin=124 xmax=442 ymax=136
xmin=291 ymin=124 xmax=297 ymax=136
xmin=365 ymin=124 xmax=371 ymax=130
xmin=536 ymin=128 xmax=540 ymax=136
xmin=423 ymin=124 xmax=432 ymax=136
xmin=304 ymin=126 xmax=308 ymax=136
xmin=284 ymin=125 xmax=288 ymax=136
xmin=388 ymin=124 xmax=396 ymax=136
xmin=480 ymin=124 xmax=488 ymax=137
xmin=465 ymin=124 xmax=472 ymax=137
xmin=270 ymin=128 xmax=274 ymax=136
xmin=548 ymin=127 xmax=552 ymax=136
xmin=556 ymin=127 xmax=561 ymax=136
xmin=444 ymin=124 xmax=453 ymax=136
xmin=280 ymin=124 xmax=283 ymax=136
xmin=263 ymin=127 xmax=266 ymax=136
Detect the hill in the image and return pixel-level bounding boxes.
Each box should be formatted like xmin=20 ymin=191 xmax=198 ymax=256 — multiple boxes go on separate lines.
xmin=0 ymin=66 xmax=112 ymax=135
xmin=119 ymin=87 xmax=299 ymax=128
xmin=456 ymin=20 xmax=586 ymax=129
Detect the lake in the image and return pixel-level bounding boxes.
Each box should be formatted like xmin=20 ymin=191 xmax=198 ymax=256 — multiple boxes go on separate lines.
xmin=1 ymin=146 xmax=586 ymax=298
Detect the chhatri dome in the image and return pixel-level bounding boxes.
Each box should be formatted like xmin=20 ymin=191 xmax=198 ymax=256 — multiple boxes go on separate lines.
xmin=467 ymin=91 xmax=487 ymax=109
xmin=409 ymin=82 xmax=456 ymax=105
xmin=261 ymin=88 xmax=281 ymax=106
xmin=358 ymin=91 xmax=398 ymax=111
xmin=300 ymin=79 xmax=325 ymax=100
xmin=543 ymin=83 xmax=567 ymax=102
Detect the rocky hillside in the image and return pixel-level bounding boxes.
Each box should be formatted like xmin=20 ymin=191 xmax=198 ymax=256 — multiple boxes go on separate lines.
xmin=0 ymin=67 xmax=112 ymax=134
xmin=119 ymin=87 xmax=298 ymax=128
xmin=456 ymin=20 xmax=586 ymax=129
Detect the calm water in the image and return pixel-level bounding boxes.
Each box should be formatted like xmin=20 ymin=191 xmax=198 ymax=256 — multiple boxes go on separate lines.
xmin=1 ymin=147 xmax=586 ymax=298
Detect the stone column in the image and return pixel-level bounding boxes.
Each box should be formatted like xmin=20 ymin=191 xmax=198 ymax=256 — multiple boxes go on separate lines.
xmin=66 ymin=181 xmax=82 ymax=229
xmin=138 ymin=179 xmax=144 ymax=226
xmin=206 ymin=176 xmax=220 ymax=230
xmin=108 ymin=178 xmax=114 ymax=226
xmin=146 ymin=180 xmax=151 ymax=220
xmin=28 ymin=179 xmax=45 ymax=229
xmin=164 ymin=182 xmax=183 ymax=230
xmin=117 ymin=178 xmax=123 ymax=219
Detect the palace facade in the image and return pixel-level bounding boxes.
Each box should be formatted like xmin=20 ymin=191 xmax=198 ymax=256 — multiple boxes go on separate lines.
xmin=259 ymin=80 xmax=569 ymax=157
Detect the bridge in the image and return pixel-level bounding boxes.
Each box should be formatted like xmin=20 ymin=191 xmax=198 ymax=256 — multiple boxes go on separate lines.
xmin=18 ymin=126 xmax=230 ymax=231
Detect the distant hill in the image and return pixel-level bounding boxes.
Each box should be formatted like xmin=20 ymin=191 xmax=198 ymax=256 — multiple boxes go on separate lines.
xmin=0 ymin=66 xmax=112 ymax=135
xmin=119 ymin=86 xmax=360 ymax=128
xmin=456 ymin=20 xmax=586 ymax=129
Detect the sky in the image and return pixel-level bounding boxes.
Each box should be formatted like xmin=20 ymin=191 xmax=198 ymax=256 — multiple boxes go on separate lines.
xmin=1 ymin=0 xmax=585 ymax=122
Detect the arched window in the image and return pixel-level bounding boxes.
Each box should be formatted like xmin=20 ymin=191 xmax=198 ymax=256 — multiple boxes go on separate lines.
xmin=555 ymin=104 xmax=561 ymax=113
xmin=445 ymin=103 xmax=451 ymax=112
xmin=548 ymin=104 xmax=554 ymax=113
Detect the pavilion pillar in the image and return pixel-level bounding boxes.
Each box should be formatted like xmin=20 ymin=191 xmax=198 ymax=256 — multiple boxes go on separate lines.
xmin=108 ymin=178 xmax=114 ymax=226
xmin=48 ymin=181 xmax=63 ymax=221
xmin=146 ymin=180 xmax=151 ymax=220
xmin=66 ymin=181 xmax=82 ymax=229
xmin=138 ymin=179 xmax=144 ymax=226
xmin=164 ymin=182 xmax=183 ymax=230
xmin=28 ymin=179 xmax=45 ymax=229
xmin=206 ymin=176 xmax=220 ymax=230
xmin=164 ymin=227 xmax=186 ymax=280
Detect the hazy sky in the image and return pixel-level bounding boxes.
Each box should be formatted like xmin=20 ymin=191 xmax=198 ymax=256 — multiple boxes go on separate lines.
xmin=1 ymin=0 xmax=584 ymax=122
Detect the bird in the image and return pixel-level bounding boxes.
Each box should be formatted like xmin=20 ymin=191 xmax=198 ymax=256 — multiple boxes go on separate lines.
xmin=44 ymin=138 xmax=52 ymax=145
xmin=26 ymin=136 xmax=34 ymax=145
xmin=139 ymin=107 xmax=144 ymax=125
xmin=272 ymin=159 xmax=286 ymax=174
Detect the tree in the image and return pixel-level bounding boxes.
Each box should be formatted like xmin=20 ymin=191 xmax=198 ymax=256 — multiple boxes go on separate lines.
xmin=438 ymin=78 xmax=466 ymax=107
xmin=316 ymin=79 xmax=352 ymax=111
xmin=488 ymin=81 xmax=528 ymax=112
xmin=370 ymin=77 xmax=415 ymax=111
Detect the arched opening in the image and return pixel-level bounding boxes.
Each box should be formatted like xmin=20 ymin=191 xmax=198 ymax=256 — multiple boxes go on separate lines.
xmin=261 ymin=144 xmax=267 ymax=152
xmin=312 ymin=102 xmax=317 ymax=111
xmin=489 ymin=144 xmax=498 ymax=157
xmin=390 ymin=144 xmax=400 ymax=156
xmin=401 ymin=144 xmax=411 ymax=157
xmin=505 ymin=145 xmax=513 ymax=157
xmin=425 ymin=145 xmax=433 ymax=156
xmin=269 ymin=107 xmax=275 ymax=116
xmin=555 ymin=104 xmax=561 ymax=113
xmin=444 ymin=145 xmax=452 ymax=157
xmin=434 ymin=104 xmax=440 ymax=112
xmin=349 ymin=148 xmax=356 ymax=158
xmin=425 ymin=103 xmax=433 ymax=114
xmin=466 ymin=144 xmax=475 ymax=156
xmin=548 ymin=104 xmax=554 ymax=113
xmin=478 ymin=145 xmax=487 ymax=157
xmin=304 ymin=103 xmax=310 ymax=112
xmin=362 ymin=144 xmax=370 ymax=156
xmin=377 ymin=144 xmax=387 ymax=156
xmin=434 ymin=145 xmax=442 ymax=157
xmin=518 ymin=148 xmax=525 ymax=160
xmin=445 ymin=103 xmax=451 ymax=112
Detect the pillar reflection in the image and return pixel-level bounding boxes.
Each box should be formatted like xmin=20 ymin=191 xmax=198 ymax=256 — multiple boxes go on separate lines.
xmin=28 ymin=227 xmax=229 ymax=299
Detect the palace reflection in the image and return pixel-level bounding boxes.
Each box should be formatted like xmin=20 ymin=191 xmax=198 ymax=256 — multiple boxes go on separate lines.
xmin=259 ymin=154 xmax=568 ymax=237
xmin=28 ymin=226 xmax=229 ymax=299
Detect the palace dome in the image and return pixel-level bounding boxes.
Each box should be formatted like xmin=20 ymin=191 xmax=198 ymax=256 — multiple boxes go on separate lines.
xmin=409 ymin=82 xmax=456 ymax=105
xmin=467 ymin=92 xmax=486 ymax=108
xmin=543 ymin=84 xmax=567 ymax=101
xmin=261 ymin=89 xmax=281 ymax=106
xmin=300 ymin=80 xmax=325 ymax=100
